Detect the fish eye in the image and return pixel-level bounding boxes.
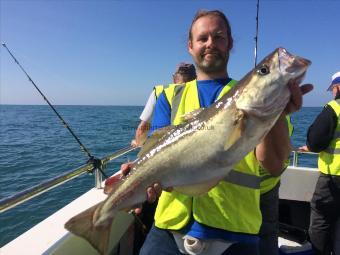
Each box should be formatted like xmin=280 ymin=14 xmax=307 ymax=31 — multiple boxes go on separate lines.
xmin=257 ymin=65 xmax=270 ymax=75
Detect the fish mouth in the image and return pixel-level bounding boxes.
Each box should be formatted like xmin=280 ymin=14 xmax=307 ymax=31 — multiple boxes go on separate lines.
xmin=278 ymin=48 xmax=311 ymax=78
xmin=236 ymin=48 xmax=311 ymax=119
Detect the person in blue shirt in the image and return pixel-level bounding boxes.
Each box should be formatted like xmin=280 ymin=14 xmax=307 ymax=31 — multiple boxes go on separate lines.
xmin=121 ymin=9 xmax=313 ymax=255
xmin=131 ymin=62 xmax=196 ymax=147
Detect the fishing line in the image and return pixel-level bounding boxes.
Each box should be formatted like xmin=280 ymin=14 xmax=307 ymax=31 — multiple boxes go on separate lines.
xmin=2 ymin=43 xmax=108 ymax=178
xmin=254 ymin=0 xmax=260 ymax=67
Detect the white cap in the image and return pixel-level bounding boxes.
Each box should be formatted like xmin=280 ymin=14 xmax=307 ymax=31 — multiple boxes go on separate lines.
xmin=327 ymin=71 xmax=340 ymax=91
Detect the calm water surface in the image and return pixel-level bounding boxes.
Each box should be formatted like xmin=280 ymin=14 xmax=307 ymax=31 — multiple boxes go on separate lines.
xmin=0 ymin=105 xmax=322 ymax=246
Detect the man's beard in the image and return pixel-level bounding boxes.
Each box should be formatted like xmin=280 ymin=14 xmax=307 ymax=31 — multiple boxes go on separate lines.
xmin=196 ymin=52 xmax=229 ymax=74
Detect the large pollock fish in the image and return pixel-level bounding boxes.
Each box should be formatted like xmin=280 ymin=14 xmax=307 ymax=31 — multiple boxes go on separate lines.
xmin=65 ymin=47 xmax=311 ymax=254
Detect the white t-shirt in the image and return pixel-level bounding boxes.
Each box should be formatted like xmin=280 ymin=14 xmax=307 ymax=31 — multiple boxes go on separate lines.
xmin=140 ymin=90 xmax=156 ymax=122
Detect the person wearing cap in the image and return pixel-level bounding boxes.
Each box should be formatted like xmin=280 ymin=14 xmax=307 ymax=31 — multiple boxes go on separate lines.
xmin=131 ymin=62 xmax=196 ymax=147
xmin=300 ymin=72 xmax=340 ymax=254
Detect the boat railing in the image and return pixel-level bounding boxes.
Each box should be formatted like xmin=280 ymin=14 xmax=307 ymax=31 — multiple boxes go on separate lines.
xmin=0 ymin=146 xmax=137 ymax=214
xmin=291 ymin=149 xmax=318 ymax=167
xmin=0 ymin=147 xmax=316 ymax=214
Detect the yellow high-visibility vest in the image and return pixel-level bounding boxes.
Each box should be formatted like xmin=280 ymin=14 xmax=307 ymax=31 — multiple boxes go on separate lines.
xmin=318 ymin=99 xmax=340 ymax=175
xmin=155 ymin=79 xmax=262 ymax=234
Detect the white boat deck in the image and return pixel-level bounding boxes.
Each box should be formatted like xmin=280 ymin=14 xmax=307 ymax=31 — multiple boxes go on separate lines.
xmin=0 ymin=166 xmax=319 ymax=254
xmin=0 ymin=185 xmax=133 ymax=255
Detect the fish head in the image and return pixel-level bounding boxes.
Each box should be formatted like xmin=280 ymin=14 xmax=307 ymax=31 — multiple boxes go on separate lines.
xmin=235 ymin=47 xmax=311 ymax=117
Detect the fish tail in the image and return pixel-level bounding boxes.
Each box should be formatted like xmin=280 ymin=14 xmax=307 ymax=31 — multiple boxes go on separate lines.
xmin=64 ymin=201 xmax=113 ymax=255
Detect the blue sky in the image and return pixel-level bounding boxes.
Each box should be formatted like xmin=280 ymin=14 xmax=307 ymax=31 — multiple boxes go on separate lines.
xmin=1 ymin=0 xmax=339 ymax=106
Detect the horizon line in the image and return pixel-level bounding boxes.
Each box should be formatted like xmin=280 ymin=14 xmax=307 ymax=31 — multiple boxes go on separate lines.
xmin=0 ymin=103 xmax=144 ymax=107
xmin=0 ymin=103 xmax=322 ymax=108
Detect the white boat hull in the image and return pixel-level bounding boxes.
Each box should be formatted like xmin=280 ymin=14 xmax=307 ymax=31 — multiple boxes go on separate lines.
xmin=2 ymin=165 xmax=336 ymax=255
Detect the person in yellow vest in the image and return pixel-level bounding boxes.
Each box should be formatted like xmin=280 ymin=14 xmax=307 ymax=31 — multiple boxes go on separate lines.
xmin=129 ymin=62 xmax=196 ymax=252
xmin=121 ymin=10 xmax=313 ymax=255
xmin=131 ymin=62 xmax=196 ymax=147
xmin=300 ymin=71 xmax=340 ymax=255
xmin=258 ymin=116 xmax=293 ymax=255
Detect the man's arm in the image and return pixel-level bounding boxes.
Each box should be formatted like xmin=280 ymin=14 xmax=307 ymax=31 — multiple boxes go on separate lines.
xmin=256 ymin=81 xmax=313 ymax=176
xmin=131 ymin=120 xmax=150 ymax=147
xmin=306 ymin=105 xmax=337 ymax=152
xmin=139 ymin=90 xmax=157 ymax=123
xmin=131 ymin=90 xmax=156 ymax=147
xmin=256 ymin=113 xmax=292 ymax=176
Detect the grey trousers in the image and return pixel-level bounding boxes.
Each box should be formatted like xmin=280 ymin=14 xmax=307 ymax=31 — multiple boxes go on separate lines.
xmin=259 ymin=183 xmax=280 ymax=255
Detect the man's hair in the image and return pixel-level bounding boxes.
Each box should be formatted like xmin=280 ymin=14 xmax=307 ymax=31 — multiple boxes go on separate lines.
xmin=174 ymin=62 xmax=196 ymax=79
xmin=174 ymin=73 xmax=196 ymax=83
xmin=188 ymin=10 xmax=233 ymax=51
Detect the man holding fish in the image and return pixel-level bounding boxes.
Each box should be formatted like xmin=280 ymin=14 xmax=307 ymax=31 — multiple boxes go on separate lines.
xmin=136 ymin=10 xmax=312 ymax=255
xmin=65 ymin=9 xmax=313 ymax=255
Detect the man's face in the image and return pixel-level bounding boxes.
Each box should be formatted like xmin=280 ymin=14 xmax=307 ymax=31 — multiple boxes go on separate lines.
xmin=173 ymin=73 xmax=185 ymax=84
xmin=332 ymin=84 xmax=340 ymax=97
xmin=188 ymin=15 xmax=231 ymax=74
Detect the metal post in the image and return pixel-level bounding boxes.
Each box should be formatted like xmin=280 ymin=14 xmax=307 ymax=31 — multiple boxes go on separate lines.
xmin=293 ymin=151 xmax=298 ymax=167
xmin=95 ymin=168 xmax=103 ymax=189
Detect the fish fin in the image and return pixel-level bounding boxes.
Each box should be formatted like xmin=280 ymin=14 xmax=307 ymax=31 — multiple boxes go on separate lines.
xmin=65 ymin=201 xmax=112 ymax=255
xmin=137 ymin=126 xmax=174 ymax=158
xmin=174 ymin=179 xmax=221 ymax=196
xmin=180 ymin=108 xmax=205 ymax=122
xmin=224 ymin=110 xmax=246 ymax=150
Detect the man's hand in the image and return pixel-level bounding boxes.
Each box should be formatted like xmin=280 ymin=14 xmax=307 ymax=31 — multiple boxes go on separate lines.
xmin=298 ymin=145 xmax=310 ymax=152
xmin=117 ymin=162 xmax=164 ymax=214
xmin=284 ymin=80 xmax=313 ymax=114
xmin=131 ymin=139 xmax=138 ymax=148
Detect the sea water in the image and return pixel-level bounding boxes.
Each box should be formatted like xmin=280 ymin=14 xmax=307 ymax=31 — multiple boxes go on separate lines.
xmin=0 ymin=105 xmax=322 ymax=246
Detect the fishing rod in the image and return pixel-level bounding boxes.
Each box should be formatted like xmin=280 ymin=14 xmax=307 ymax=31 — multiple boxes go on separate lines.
xmin=2 ymin=43 xmax=92 ymax=158
xmin=2 ymin=43 xmax=111 ymax=177
xmin=254 ymin=0 xmax=260 ymax=67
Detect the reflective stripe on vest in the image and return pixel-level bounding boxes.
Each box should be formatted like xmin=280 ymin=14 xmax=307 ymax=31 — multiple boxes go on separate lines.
xmin=318 ymin=99 xmax=340 ymax=175
xmin=163 ymin=84 xmax=182 ymax=109
xmin=224 ymin=169 xmax=261 ymax=189
xmin=155 ymin=79 xmax=262 ymax=234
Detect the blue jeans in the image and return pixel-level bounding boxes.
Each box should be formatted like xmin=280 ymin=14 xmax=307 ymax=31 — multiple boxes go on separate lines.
xmin=139 ymin=224 xmax=184 ymax=255
xmin=139 ymin=224 xmax=259 ymax=255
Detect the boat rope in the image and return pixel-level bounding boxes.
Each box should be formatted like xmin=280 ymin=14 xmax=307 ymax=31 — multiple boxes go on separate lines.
xmin=2 ymin=43 xmax=108 ymax=178
xmin=254 ymin=0 xmax=260 ymax=67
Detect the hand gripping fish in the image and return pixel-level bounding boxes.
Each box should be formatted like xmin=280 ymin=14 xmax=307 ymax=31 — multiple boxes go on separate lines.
xmin=65 ymin=48 xmax=311 ymax=254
